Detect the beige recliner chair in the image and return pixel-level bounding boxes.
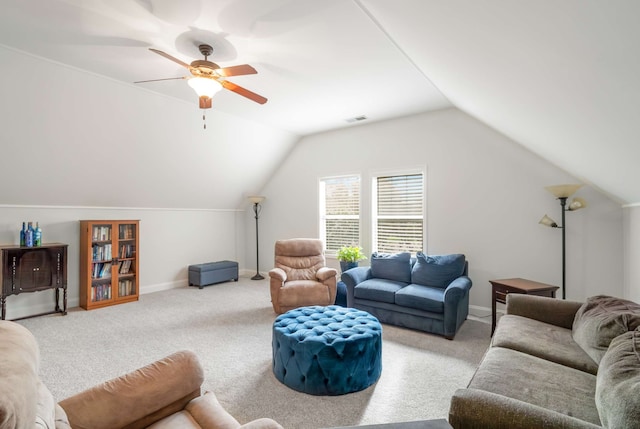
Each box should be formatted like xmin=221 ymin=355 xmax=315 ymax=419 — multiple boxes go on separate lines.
xmin=268 ymin=238 xmax=338 ymax=314
xmin=0 ymin=320 xmax=282 ymax=429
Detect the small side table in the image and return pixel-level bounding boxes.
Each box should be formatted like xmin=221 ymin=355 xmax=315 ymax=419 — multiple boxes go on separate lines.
xmin=490 ymin=278 xmax=559 ymax=335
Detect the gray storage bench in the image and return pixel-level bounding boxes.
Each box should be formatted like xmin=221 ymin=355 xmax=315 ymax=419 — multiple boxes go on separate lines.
xmin=188 ymin=260 xmax=239 ymax=289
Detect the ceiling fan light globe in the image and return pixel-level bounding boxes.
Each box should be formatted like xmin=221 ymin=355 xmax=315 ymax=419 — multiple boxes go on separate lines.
xmin=188 ymin=77 xmax=222 ymax=98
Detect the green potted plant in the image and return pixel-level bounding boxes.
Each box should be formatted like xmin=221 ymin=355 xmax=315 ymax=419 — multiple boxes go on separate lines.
xmin=336 ymin=245 xmax=367 ymax=273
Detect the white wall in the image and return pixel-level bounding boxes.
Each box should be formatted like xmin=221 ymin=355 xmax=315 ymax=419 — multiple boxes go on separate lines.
xmin=623 ymin=206 xmax=640 ymax=303
xmin=0 ymin=205 xmax=246 ymax=320
xmin=0 ymin=45 xmax=300 ymax=319
xmin=254 ymin=108 xmax=624 ymax=310
xmin=0 ymin=44 xmax=299 ymax=210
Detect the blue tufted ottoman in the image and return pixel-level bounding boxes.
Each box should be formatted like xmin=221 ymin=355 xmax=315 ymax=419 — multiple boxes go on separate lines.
xmin=272 ymin=305 xmax=382 ymax=395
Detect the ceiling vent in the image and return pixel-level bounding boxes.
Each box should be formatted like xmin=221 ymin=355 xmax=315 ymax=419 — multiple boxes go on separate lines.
xmin=345 ymin=115 xmax=368 ymax=123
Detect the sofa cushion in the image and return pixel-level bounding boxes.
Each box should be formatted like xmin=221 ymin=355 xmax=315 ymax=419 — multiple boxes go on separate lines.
xmin=468 ymin=347 xmax=600 ymax=426
xmin=354 ymin=278 xmax=406 ymax=304
xmin=395 ymin=284 xmax=445 ymax=313
xmin=370 ymin=252 xmax=412 ymax=283
xmin=572 ymin=295 xmax=640 ymax=363
xmin=595 ymin=329 xmax=640 ymax=429
xmin=492 ymin=314 xmax=598 ymax=375
xmin=411 ymin=253 xmax=465 ymax=288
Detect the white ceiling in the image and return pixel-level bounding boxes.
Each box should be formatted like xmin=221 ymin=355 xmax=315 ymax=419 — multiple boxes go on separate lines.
xmin=1 ymin=0 xmax=638 ymax=204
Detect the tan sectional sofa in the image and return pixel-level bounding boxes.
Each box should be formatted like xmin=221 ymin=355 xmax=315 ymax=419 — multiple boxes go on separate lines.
xmin=0 ymin=320 xmax=282 ymax=429
xmin=449 ymin=294 xmax=640 ymax=429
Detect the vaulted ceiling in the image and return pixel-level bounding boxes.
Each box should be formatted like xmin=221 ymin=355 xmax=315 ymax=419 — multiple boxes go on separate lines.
xmin=2 ymin=0 xmax=638 ymax=204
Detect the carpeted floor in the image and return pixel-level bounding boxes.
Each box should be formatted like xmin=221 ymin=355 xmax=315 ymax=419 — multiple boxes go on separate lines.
xmin=18 ymin=277 xmax=490 ymax=429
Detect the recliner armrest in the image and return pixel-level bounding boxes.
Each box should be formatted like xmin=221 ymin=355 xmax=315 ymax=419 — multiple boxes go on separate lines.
xmin=316 ymin=267 xmax=337 ymax=281
xmin=269 ymin=268 xmax=287 ymax=282
xmin=59 ymin=350 xmax=204 ymax=429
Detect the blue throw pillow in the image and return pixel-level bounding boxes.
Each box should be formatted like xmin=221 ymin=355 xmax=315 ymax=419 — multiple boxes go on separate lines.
xmin=370 ymin=252 xmax=412 ymax=283
xmin=411 ymin=253 xmax=466 ymax=288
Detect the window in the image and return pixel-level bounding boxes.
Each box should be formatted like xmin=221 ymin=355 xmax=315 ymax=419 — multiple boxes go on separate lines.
xmin=319 ymin=175 xmax=360 ymax=256
xmin=372 ymin=173 xmax=424 ymax=254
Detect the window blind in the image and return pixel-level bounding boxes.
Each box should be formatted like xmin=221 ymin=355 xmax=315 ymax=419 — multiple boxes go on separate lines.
xmin=376 ymin=174 xmax=423 ymax=254
xmin=320 ymin=176 xmax=360 ymax=254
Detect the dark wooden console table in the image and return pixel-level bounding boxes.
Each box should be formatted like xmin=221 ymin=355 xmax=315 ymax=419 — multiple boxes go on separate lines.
xmin=490 ymin=278 xmax=559 ymax=335
xmin=1 ymin=243 xmax=68 ymax=320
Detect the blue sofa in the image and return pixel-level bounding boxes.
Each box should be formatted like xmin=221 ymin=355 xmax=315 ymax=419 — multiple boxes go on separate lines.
xmin=341 ymin=252 xmax=471 ymax=339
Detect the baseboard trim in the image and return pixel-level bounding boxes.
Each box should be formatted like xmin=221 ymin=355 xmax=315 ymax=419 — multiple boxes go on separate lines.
xmin=141 ymin=280 xmax=186 ymax=294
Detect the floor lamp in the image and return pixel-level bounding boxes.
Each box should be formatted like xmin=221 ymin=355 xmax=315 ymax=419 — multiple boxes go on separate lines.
xmin=248 ymin=196 xmax=265 ymax=280
xmin=539 ymin=184 xmax=587 ymax=299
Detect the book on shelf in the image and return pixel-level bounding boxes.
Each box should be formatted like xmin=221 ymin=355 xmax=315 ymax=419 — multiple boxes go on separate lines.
xmin=119 ymin=224 xmax=135 ymax=240
xmin=92 ymin=244 xmax=112 ymax=261
xmin=91 ymin=284 xmax=112 ymax=302
xmin=118 ymin=259 xmax=133 ymax=274
xmin=119 ymin=279 xmax=135 ymax=296
xmin=92 ymin=226 xmax=111 ymax=242
xmin=92 ymin=262 xmax=112 ymax=278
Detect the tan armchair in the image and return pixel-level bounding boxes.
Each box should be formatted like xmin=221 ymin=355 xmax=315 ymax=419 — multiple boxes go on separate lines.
xmin=0 ymin=320 xmax=283 ymax=429
xmin=268 ymin=238 xmax=338 ymax=314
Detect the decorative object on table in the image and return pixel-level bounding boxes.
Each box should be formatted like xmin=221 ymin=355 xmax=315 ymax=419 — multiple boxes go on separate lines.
xmin=272 ymin=305 xmax=382 ymax=395
xmin=336 ymin=245 xmax=367 ymax=273
xmin=25 ymin=222 xmax=34 ymax=247
xmin=19 ymin=222 xmax=26 ymax=246
xmin=538 ymin=184 xmax=587 ymax=299
xmin=268 ymin=238 xmax=338 ymax=313
xmin=34 ymin=222 xmax=42 ymax=247
xmin=248 ymin=196 xmax=265 ymax=280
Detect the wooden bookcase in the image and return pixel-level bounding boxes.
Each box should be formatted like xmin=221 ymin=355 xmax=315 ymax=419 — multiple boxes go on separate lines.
xmin=79 ymin=220 xmax=139 ymax=310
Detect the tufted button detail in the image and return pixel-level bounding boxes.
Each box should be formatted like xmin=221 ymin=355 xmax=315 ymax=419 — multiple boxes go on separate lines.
xmin=272 ymin=305 xmax=382 ymax=396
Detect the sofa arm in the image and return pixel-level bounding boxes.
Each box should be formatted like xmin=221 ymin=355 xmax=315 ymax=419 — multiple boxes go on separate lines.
xmin=506 ymin=294 xmax=583 ymax=329
xmin=340 ymin=266 xmax=371 ymax=287
xmin=59 ymin=350 xmax=203 ymax=429
xmin=444 ymin=276 xmax=472 ymax=303
xmin=316 ymin=267 xmax=338 ymax=282
xmin=341 ymin=266 xmax=372 ymax=307
xmin=449 ymin=388 xmax=601 ymax=429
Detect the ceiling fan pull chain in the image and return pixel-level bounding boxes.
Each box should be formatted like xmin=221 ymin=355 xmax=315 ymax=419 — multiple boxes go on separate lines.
xmin=203 ymin=110 xmax=207 ymax=129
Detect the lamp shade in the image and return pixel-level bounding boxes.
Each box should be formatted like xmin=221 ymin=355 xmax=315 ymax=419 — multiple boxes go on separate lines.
xmin=544 ymin=184 xmax=582 ymax=199
xmin=187 ymin=77 xmax=222 ymax=98
xmin=568 ymin=197 xmax=587 ymax=211
xmin=539 ymin=214 xmax=558 ymax=227
xmin=248 ymin=196 xmax=265 ymax=204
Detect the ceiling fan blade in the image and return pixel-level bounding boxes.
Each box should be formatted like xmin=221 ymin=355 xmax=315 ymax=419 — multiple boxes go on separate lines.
xmin=214 ymin=64 xmax=257 ymax=77
xmin=149 ymin=48 xmax=190 ymax=69
xmin=134 ymin=77 xmax=187 ymax=84
xmin=221 ymin=80 xmax=268 ymax=104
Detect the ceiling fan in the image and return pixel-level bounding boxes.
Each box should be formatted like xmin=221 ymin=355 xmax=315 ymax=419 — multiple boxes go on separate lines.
xmin=135 ymin=44 xmax=268 ymax=109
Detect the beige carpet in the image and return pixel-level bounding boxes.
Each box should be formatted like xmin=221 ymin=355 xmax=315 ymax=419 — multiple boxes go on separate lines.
xmin=18 ymin=277 xmax=490 ymax=428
